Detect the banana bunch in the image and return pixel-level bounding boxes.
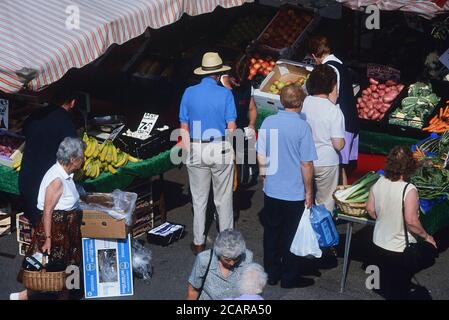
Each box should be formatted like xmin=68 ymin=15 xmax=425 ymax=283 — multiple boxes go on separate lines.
xmin=82 ymin=133 xmax=140 ymax=179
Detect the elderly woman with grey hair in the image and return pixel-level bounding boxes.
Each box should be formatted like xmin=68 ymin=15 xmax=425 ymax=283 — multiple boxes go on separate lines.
xmin=12 ymin=137 xmax=85 ymax=300
xmin=187 ymin=229 xmax=253 ymax=300
xmin=233 ymin=263 xmax=267 ymax=300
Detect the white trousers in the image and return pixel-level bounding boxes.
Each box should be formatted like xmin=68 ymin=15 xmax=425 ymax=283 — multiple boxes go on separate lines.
xmin=187 ymin=142 xmax=235 ymax=245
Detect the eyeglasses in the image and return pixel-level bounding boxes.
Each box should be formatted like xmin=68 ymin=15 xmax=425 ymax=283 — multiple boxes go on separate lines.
xmin=220 ymin=255 xmax=241 ymax=264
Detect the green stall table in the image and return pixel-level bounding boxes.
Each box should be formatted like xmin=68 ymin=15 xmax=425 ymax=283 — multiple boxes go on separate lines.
xmin=256 ymin=108 xmax=420 ymax=155
xmin=0 ymin=147 xmax=179 ymax=222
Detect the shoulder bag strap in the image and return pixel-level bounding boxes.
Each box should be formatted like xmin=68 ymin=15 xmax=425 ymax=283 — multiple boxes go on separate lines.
xmin=402 ymin=183 xmax=411 ymax=247
xmin=197 ymin=250 xmax=213 ymax=300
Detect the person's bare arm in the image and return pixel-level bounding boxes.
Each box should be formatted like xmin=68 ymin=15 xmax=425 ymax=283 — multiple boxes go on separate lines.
xmin=257 ymin=154 xmax=267 ymax=182
xmin=248 ymin=97 xmax=257 ymax=129
xmin=331 ymin=138 xmax=345 ymax=151
xmin=366 ymin=189 xmax=377 ymax=219
xmin=227 ymin=121 xmax=237 ymax=132
xmin=301 ymin=161 xmax=314 ymax=208
xmin=329 ymin=84 xmax=339 ymax=104
xmin=180 ymin=123 xmax=190 ymax=150
xmin=404 ymin=188 xmax=437 ymax=248
xmin=187 ymin=284 xmax=200 ymax=300
xmin=41 ymin=178 xmax=64 ymax=254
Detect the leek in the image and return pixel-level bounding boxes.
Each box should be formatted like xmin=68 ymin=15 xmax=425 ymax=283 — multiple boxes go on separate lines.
xmin=335 ymin=171 xmax=380 ymax=203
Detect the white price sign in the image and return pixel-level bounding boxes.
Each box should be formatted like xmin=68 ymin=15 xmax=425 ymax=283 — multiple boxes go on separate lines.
xmin=0 ymin=99 xmax=9 ymax=130
xmin=137 ymin=113 xmax=159 ymax=136
xmin=109 ymin=124 xmax=125 ymax=141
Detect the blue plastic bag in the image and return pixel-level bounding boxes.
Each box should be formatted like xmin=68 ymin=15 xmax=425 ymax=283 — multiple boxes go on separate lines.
xmin=310 ymin=204 xmax=339 ymax=248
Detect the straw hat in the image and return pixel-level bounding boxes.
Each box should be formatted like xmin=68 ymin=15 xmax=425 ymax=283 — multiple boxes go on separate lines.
xmin=194 ymin=52 xmax=231 ymax=75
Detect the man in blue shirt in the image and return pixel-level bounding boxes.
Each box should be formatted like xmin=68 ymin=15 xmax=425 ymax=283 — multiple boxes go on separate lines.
xmin=256 ymin=85 xmax=317 ymax=288
xmin=179 ymin=52 xmax=237 ymax=255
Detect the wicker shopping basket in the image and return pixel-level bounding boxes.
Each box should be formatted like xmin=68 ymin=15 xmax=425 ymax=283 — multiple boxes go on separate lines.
xmin=333 ymin=185 xmax=368 ymax=217
xmin=22 ymin=256 xmax=66 ymax=292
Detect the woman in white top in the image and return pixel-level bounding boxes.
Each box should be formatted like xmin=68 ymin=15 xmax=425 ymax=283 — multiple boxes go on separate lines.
xmin=12 ymin=137 xmax=85 ymax=300
xmin=302 ymin=64 xmax=345 ymax=212
xmin=366 ymin=146 xmax=437 ymax=300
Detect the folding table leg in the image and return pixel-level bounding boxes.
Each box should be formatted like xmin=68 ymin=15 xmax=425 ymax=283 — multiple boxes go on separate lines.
xmin=340 ymin=221 xmax=353 ymax=293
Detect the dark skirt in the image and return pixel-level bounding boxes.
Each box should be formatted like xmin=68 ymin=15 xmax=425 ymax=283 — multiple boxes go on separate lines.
xmin=18 ymin=210 xmax=82 ymax=283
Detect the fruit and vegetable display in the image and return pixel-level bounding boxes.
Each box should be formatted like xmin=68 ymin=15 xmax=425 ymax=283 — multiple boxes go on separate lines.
xmin=356 ymin=78 xmax=405 ymax=121
xmin=389 ymin=82 xmax=441 ymax=129
xmin=412 ymin=163 xmax=449 ymax=200
xmin=134 ymin=58 xmax=175 ymax=78
xmin=258 ymin=8 xmax=313 ymax=49
xmin=415 ymin=131 xmax=449 ymax=160
xmin=268 ymin=77 xmax=308 ymax=95
xmin=412 ymin=131 xmax=449 ymax=200
xmin=247 ymin=57 xmax=276 ymax=80
xmin=82 ymin=133 xmax=140 ymax=179
xmin=0 ymin=134 xmax=23 ymax=158
xmin=423 ymin=100 xmax=449 ymax=133
xmin=334 ymin=171 xmax=380 ymax=203
xmin=220 ymin=13 xmax=272 ymax=49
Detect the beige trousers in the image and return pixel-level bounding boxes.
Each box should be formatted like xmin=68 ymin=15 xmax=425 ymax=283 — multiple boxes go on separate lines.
xmin=187 ymin=142 xmax=235 ymax=245
xmin=314 ymin=165 xmax=340 ymax=212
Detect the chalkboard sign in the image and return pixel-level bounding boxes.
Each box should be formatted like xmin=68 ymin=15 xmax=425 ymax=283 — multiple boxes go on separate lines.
xmin=367 ymin=64 xmax=401 ymax=82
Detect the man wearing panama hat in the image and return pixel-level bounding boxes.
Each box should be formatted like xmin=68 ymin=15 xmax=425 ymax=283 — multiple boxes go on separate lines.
xmin=179 ymin=52 xmax=237 ymax=255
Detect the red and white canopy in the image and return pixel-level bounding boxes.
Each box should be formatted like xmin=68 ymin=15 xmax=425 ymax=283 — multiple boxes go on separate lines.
xmin=0 ymin=0 xmax=252 ymax=94
xmin=336 ymin=0 xmax=449 ymax=19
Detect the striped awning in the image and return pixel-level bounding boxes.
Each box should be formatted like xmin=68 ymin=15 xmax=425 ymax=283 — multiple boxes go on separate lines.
xmin=0 ymin=0 xmax=252 ymax=94
xmin=335 ymin=0 xmax=449 ymax=19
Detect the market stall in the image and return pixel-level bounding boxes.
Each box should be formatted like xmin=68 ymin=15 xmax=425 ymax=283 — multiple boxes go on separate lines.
xmin=0 ymin=0 xmax=253 ymax=93
xmin=336 ymin=0 xmax=449 ymax=20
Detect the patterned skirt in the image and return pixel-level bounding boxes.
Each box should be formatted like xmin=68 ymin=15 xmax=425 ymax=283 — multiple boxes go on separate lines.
xmin=18 ymin=210 xmax=82 ymax=283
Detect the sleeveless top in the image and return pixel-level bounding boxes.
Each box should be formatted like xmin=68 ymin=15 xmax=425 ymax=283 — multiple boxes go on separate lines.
xmin=37 ymin=162 xmax=80 ymax=211
xmin=371 ymin=176 xmax=417 ymax=252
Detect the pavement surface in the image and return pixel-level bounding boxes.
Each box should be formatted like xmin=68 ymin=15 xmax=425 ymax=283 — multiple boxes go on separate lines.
xmin=1 ymin=166 xmax=448 ymax=300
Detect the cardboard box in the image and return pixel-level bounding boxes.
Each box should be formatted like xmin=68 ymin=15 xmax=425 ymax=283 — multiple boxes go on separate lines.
xmin=0 ymin=215 xmax=11 ymax=236
xmin=0 ymin=129 xmax=25 ymax=168
xmin=82 ymin=235 xmax=134 ymax=299
xmin=253 ymin=60 xmax=313 ymax=112
xmin=16 ymin=212 xmax=32 ymax=243
xmin=81 ymin=210 xmax=130 ymax=239
xmin=18 ymin=241 xmax=31 ymax=256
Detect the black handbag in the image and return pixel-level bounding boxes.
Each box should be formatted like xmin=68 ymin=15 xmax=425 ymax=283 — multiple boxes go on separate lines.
xmin=401 ymin=184 xmax=438 ymax=274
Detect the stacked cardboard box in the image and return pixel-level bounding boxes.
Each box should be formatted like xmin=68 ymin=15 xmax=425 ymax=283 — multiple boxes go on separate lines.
xmin=16 ymin=213 xmax=32 ymax=256
xmin=132 ymin=195 xmax=154 ymax=238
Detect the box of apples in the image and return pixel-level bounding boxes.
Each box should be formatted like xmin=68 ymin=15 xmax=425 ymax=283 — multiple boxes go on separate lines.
xmin=253 ymin=59 xmax=313 ymax=112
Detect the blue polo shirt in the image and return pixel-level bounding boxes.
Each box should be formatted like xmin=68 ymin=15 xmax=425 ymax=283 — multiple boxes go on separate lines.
xmin=179 ymin=77 xmax=237 ymax=140
xmin=256 ymin=110 xmax=317 ymax=201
